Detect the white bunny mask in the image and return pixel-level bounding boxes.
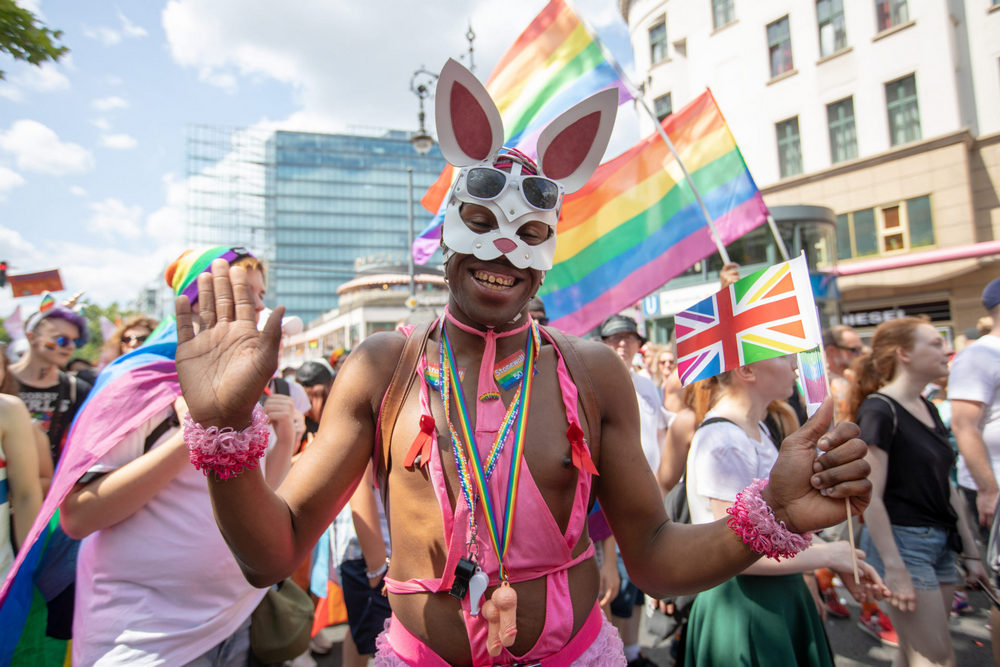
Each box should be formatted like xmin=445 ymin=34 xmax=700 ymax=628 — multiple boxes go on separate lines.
xmin=435 ymin=58 xmax=618 ymax=271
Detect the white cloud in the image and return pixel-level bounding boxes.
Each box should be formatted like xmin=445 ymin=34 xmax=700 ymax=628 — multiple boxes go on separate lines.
xmin=87 ymin=198 xmax=143 ymax=239
xmin=100 ymin=133 xmax=138 ymax=150
xmin=91 ymin=95 xmax=129 ymax=111
xmin=0 ymin=62 xmax=70 ymax=102
xmin=0 ymin=120 xmax=95 ymax=175
xmin=161 ymin=0 xmax=543 ymax=130
xmin=91 ymin=117 xmax=112 ymax=131
xmin=83 ymin=11 xmax=148 ymax=46
xmin=69 ymin=185 xmax=87 ymax=197
xmin=0 ymin=166 xmax=26 ymax=200
xmin=146 ymin=173 xmax=187 ymax=247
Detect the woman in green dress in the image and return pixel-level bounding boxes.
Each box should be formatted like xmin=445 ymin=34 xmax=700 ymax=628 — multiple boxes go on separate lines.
xmin=684 ymin=354 xmax=887 ymax=666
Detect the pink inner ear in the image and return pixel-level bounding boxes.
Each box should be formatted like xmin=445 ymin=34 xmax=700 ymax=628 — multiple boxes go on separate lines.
xmin=542 ymin=112 xmax=601 ymax=180
xmin=450 ymin=83 xmax=493 ymax=161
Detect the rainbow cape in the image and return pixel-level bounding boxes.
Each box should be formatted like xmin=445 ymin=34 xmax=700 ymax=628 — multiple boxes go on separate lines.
xmin=0 ymin=319 xmax=180 ymax=664
xmin=412 ymin=0 xmax=632 ymax=264
xmin=538 ymin=90 xmax=769 ymax=335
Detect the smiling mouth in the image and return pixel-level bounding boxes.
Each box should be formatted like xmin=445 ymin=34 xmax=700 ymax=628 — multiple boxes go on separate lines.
xmin=472 ymin=269 xmax=516 ymax=291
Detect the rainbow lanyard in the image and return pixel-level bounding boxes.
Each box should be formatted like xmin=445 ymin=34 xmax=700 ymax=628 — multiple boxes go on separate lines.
xmin=439 ymin=318 xmax=540 ymax=580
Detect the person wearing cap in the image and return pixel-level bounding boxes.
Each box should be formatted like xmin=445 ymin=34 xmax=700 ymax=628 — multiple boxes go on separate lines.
xmin=295 ymin=360 xmax=335 ymax=446
xmin=60 ymin=246 xmax=298 ymax=666
xmin=949 ymin=276 xmax=1000 ymax=659
xmin=599 ymin=314 xmax=671 ymax=666
xmin=10 ymin=305 xmax=92 ymax=468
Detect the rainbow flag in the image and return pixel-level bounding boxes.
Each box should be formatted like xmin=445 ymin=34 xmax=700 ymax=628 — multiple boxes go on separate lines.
xmin=413 ymin=0 xmax=632 ymax=264
xmin=539 ymin=90 xmax=769 ymax=335
xmin=0 ymin=319 xmax=180 ymax=664
xmin=674 ymin=254 xmax=821 ymax=386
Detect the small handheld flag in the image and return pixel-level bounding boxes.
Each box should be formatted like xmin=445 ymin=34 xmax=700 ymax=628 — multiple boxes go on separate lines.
xmin=675 ymin=254 xmax=821 ymax=386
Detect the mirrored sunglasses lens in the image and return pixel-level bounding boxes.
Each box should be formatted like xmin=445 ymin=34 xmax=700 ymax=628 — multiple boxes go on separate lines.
xmin=54 ymin=336 xmax=75 ymax=348
xmin=522 ymin=177 xmax=559 ymax=210
xmin=466 ymin=168 xmax=506 ymax=199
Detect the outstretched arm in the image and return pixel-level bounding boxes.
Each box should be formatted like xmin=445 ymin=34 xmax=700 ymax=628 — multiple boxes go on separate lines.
xmin=589 ymin=343 xmax=871 ymax=598
xmin=175 ymin=260 xmax=394 ymax=586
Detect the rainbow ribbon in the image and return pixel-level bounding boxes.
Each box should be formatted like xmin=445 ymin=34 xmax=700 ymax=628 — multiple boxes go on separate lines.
xmin=440 ymin=319 xmax=540 ymax=579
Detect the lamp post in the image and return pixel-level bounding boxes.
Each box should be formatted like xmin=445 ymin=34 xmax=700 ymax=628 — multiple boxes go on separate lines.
xmin=407 ymin=67 xmax=438 ymax=310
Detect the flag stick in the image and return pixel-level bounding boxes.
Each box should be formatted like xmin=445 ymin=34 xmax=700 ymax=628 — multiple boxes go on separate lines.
xmin=767 ymin=215 xmax=790 ymax=261
xmin=565 ymin=0 xmax=731 ymax=265
xmin=814 ymin=331 xmax=860 ymax=585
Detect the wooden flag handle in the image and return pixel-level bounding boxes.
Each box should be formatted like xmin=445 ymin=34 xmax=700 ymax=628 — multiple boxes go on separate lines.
xmin=845 ymin=496 xmax=859 ymax=584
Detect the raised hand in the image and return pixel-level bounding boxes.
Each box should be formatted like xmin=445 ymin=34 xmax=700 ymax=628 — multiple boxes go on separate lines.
xmin=175 ymin=259 xmax=284 ymax=429
xmin=763 ymin=398 xmax=872 ymax=534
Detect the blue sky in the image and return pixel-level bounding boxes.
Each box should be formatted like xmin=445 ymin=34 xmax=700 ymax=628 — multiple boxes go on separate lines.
xmin=0 ymin=0 xmax=638 ymax=316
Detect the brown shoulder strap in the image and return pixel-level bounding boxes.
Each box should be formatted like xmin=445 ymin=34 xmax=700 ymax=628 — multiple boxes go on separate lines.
xmin=543 ymin=325 xmax=601 ymax=454
xmin=379 ymin=322 xmax=435 ymax=473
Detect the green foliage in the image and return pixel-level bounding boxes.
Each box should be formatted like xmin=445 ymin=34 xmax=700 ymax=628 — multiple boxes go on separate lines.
xmin=0 ymin=0 xmax=68 ymax=79
xmin=71 ymin=301 xmax=140 ymax=363
xmin=0 ymin=318 xmax=9 ymax=344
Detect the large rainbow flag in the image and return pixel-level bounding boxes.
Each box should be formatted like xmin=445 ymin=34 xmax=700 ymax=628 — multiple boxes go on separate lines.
xmin=412 ymin=0 xmax=632 ymax=264
xmin=674 ymin=254 xmax=821 ymax=386
xmin=539 ymin=90 xmax=770 ymax=335
xmin=0 ymin=320 xmax=180 ymax=664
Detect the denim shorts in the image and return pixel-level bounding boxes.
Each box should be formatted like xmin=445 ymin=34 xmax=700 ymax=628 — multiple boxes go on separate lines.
xmin=860 ymin=524 xmax=958 ymax=590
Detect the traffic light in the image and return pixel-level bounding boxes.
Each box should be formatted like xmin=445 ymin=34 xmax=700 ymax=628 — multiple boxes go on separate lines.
xmin=0 ymin=261 xmax=7 ymax=288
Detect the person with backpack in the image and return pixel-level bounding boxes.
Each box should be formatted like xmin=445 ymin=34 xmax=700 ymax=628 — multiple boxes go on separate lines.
xmin=852 ymin=317 xmax=991 ymax=666
xmin=684 ymin=353 xmax=887 ymax=666
xmin=59 ymin=247 xmax=298 ymax=665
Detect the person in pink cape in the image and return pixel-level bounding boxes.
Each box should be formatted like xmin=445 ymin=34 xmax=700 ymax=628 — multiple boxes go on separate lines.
xmin=173 ymin=59 xmax=881 ymax=666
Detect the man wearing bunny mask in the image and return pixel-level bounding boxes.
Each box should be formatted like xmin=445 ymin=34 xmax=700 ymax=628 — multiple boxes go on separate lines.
xmin=174 ymin=60 xmax=881 ymax=666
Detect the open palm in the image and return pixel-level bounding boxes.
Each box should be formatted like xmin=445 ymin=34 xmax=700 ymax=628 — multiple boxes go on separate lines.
xmin=175 ymin=259 xmax=284 ymax=429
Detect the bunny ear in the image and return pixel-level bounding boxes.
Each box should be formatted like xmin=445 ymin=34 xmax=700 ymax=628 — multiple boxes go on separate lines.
xmin=435 ymin=58 xmax=504 ymax=167
xmin=537 ymin=87 xmax=618 ymax=194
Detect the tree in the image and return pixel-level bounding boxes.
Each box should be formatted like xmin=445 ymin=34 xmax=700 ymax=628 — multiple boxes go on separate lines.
xmin=0 ymin=0 xmax=68 ymax=80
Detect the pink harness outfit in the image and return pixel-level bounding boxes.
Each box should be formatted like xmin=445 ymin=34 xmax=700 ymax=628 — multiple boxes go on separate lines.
xmin=374 ymin=316 xmax=624 ymax=666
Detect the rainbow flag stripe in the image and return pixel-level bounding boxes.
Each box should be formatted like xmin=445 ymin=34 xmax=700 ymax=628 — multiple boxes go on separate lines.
xmin=539 ymin=90 xmax=769 ymax=335
xmin=413 ymin=0 xmax=631 ymax=264
xmin=0 ymin=320 xmax=181 ymax=663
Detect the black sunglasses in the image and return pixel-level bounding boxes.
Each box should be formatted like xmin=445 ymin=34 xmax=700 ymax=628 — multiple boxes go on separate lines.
xmin=122 ymin=334 xmax=149 ymax=346
xmin=463 ymin=167 xmax=560 ymax=210
xmin=836 ymin=344 xmax=863 ymax=355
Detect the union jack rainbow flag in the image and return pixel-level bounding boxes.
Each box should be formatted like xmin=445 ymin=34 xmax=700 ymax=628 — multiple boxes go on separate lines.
xmin=676 ymin=254 xmax=821 ymax=386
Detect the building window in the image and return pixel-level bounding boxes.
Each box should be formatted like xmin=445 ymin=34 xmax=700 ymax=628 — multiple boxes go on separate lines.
xmin=817 ymin=0 xmax=847 ymax=57
xmin=654 ymin=93 xmax=672 ymax=122
xmin=712 ymin=0 xmax=735 ymax=29
xmin=826 ymin=96 xmax=857 ymax=163
xmin=886 ymin=74 xmax=921 ymax=146
xmin=649 ymin=18 xmax=667 ymax=64
xmin=767 ymin=16 xmax=794 ymax=78
xmin=837 ymin=195 xmax=934 ymax=259
xmin=875 ymin=0 xmax=909 ymax=31
xmin=776 ymin=117 xmax=802 ymax=178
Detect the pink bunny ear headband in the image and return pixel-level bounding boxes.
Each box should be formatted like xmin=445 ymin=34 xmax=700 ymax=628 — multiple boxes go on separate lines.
xmin=435 ymin=58 xmax=618 ymax=272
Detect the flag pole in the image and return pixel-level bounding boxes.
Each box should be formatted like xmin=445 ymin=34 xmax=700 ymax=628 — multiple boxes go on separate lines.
xmin=767 ymin=215 xmax=790 ymax=261
xmin=565 ymin=0 xmax=731 ymax=265
xmin=813 ymin=316 xmax=860 ymax=585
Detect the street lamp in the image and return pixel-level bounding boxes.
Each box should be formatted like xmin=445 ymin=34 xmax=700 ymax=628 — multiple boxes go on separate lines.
xmin=406 ymin=67 xmax=440 ymax=310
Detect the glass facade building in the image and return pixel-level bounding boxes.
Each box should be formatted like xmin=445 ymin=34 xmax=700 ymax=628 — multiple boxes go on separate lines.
xmin=187 ymin=127 xmax=446 ymax=324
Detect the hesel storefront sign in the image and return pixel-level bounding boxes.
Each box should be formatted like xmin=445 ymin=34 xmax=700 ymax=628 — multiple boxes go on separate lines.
xmin=841 ymin=301 xmax=951 ymax=328
xmin=841 ymin=309 xmax=906 ymax=327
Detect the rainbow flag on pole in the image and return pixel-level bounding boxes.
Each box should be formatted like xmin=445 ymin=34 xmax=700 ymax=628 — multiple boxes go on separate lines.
xmin=539 ymin=90 xmax=769 ymax=335
xmin=674 ymin=254 xmax=821 ymax=386
xmin=0 ymin=320 xmax=180 ymax=664
xmin=413 ymin=0 xmax=631 ymax=264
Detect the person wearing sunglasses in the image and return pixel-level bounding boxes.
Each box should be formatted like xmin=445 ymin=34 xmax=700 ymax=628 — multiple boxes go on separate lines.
xmin=7 ymin=304 xmax=92 ymax=649
xmin=103 ymin=314 xmax=159 ymax=363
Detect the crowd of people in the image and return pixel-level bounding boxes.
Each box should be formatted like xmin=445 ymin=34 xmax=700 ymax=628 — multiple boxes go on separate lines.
xmin=1 ymin=56 xmax=998 ymax=667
